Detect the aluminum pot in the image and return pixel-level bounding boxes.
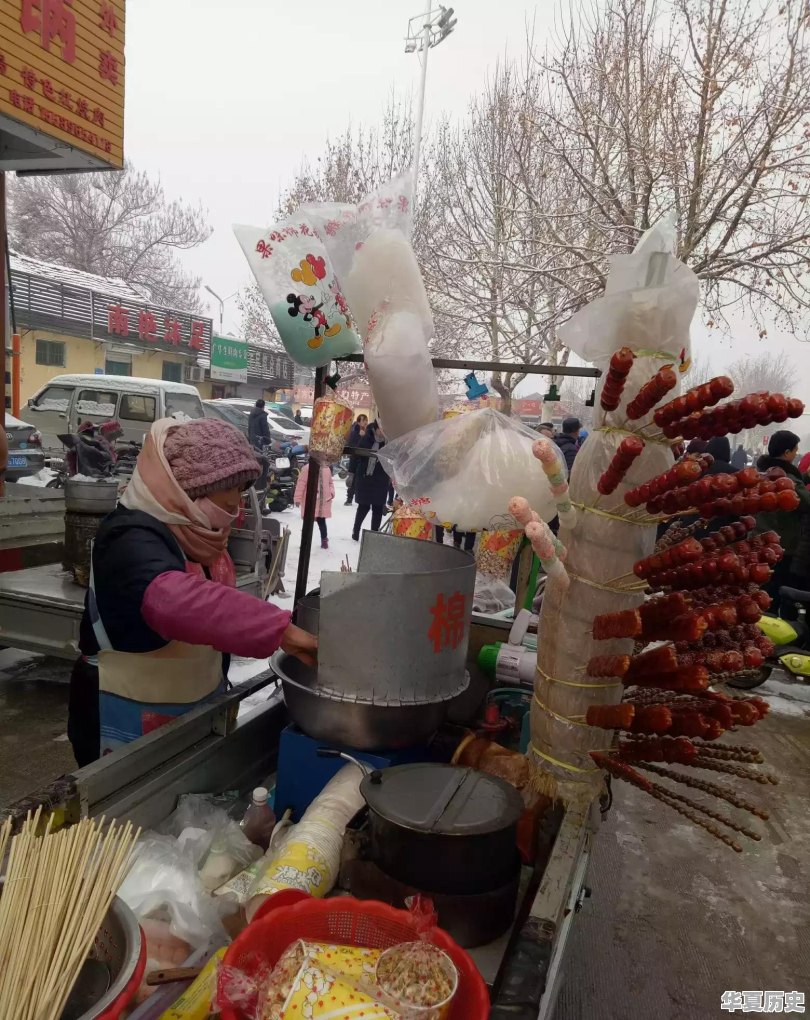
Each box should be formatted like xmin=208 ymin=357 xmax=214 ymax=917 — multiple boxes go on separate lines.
xmin=360 ymin=763 xmax=524 ymax=896
xmin=271 ymin=652 xmax=451 ymax=751
xmin=64 ymin=478 xmax=119 ymax=515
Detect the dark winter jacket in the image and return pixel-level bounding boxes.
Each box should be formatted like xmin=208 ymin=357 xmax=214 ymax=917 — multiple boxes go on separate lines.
xmin=755 ymin=455 xmax=810 ymax=566
xmin=730 ymin=446 xmax=748 ymax=470
xmin=354 ymin=427 xmax=390 ymax=506
xmin=80 ymin=507 xmax=187 ymax=655
xmin=554 ymin=433 xmax=579 ymax=473
xmin=248 ymin=406 xmax=271 ymax=449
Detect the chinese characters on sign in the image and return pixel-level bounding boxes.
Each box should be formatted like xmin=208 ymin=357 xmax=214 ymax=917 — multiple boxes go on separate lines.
xmin=0 ymin=0 xmax=125 ymax=170
xmin=211 ymin=336 xmax=249 ymax=383
xmin=721 ymin=990 xmax=805 ymax=1013
xmin=428 ymin=592 xmax=467 ymax=654
xmin=105 ymin=303 xmax=211 ymax=354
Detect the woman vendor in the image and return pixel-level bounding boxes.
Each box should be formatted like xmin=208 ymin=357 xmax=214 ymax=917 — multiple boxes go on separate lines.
xmin=68 ymin=417 xmax=317 ymax=763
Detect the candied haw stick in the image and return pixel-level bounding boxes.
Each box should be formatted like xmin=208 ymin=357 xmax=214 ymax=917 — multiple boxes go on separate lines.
xmin=592 ymin=609 xmax=642 ymax=640
xmin=597 ymin=437 xmax=645 ymax=495
xmin=628 ymin=705 xmax=673 ymax=734
xmin=650 ymin=788 xmax=747 ymax=850
xmin=586 ymin=654 xmax=630 ymax=678
xmin=635 ymin=762 xmax=768 ymax=819
xmin=624 ymin=644 xmax=678 ymax=682
xmin=585 ymin=703 xmax=635 ymax=730
xmin=692 ymin=758 xmax=778 ymax=785
xmin=653 ymin=376 xmax=734 ymax=426
xmin=616 ymin=736 xmax=698 ymax=764
xmin=600 ymin=346 xmax=635 ymax=412
xmin=633 ymin=664 xmax=711 ymax=692
xmin=590 ymin=752 xmax=654 ymax=791
xmin=626 ymin=365 xmax=678 ymax=420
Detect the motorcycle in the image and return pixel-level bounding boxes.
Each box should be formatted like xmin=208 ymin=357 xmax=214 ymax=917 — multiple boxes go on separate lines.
xmin=728 ymin=585 xmax=810 ymax=689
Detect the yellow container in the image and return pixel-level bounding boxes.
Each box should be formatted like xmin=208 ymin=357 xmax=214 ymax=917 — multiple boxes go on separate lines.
xmin=159 ymin=947 xmax=226 ymax=1020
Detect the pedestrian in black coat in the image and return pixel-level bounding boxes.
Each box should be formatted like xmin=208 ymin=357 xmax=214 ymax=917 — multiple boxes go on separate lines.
xmin=345 ymin=414 xmax=368 ymax=505
xmin=353 ymin=422 xmax=389 ymax=538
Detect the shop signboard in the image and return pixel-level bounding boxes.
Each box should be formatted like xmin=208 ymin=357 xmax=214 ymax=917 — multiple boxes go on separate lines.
xmin=0 ymin=0 xmax=125 ymax=171
xmin=211 ymin=335 xmax=248 ymax=383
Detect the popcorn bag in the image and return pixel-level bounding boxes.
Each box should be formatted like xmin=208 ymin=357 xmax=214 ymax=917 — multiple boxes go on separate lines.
xmin=391 ymin=507 xmax=435 ymax=542
xmin=476 ymin=528 xmax=524 ymax=581
xmin=234 ymin=220 xmax=361 ymax=368
xmin=310 ymin=396 xmax=354 ymax=465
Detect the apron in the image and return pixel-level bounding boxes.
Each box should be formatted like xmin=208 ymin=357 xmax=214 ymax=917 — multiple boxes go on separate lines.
xmin=89 ymin=557 xmax=224 ymax=755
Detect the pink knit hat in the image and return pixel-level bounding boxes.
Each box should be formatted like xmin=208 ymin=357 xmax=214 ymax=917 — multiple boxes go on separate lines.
xmin=163 ymin=418 xmax=260 ymax=499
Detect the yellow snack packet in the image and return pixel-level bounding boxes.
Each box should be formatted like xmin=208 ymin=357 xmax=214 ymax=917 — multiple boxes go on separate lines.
xmin=159 ymin=946 xmax=227 ymax=1020
xmin=280 ymin=959 xmax=400 ymax=1019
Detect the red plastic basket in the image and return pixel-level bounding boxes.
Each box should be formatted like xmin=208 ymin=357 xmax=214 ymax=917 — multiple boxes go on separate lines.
xmin=219 ymin=896 xmax=490 ymax=1020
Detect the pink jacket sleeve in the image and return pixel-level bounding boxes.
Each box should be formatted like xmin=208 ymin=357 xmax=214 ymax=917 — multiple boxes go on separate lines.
xmin=142 ymin=570 xmax=291 ymax=658
xmin=294 ymin=465 xmax=307 ymax=505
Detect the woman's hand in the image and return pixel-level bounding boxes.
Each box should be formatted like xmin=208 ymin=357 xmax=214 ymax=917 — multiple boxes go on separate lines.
xmin=281 ymin=623 xmax=318 ymax=668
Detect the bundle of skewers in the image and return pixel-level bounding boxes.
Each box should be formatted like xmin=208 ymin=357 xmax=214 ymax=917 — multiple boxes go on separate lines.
xmin=0 ymin=809 xmax=139 ymax=1020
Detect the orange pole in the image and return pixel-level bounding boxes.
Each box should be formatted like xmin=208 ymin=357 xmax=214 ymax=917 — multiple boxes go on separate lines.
xmin=11 ymin=332 xmax=20 ymax=416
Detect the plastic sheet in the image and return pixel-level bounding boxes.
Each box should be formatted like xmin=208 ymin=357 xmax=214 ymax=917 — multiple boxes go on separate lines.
xmin=378 ymin=409 xmax=563 ymax=532
xmin=233 ymin=219 xmax=361 ymax=368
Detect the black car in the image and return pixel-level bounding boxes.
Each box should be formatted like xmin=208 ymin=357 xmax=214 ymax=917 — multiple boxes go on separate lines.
xmin=4 ymin=413 xmax=46 ymax=482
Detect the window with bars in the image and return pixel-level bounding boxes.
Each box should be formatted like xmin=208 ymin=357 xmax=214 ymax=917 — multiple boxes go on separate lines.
xmin=35 ymin=339 xmax=65 ymax=367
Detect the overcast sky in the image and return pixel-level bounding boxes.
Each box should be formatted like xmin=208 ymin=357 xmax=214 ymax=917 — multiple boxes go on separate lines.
xmin=123 ymin=0 xmax=810 ymax=415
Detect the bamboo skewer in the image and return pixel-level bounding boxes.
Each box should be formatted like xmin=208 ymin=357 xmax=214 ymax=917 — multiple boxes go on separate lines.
xmin=0 ymin=814 xmax=139 ymax=1020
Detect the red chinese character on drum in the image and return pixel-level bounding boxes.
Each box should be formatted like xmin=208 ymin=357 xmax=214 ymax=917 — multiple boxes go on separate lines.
xmin=428 ymin=592 xmax=467 ymax=653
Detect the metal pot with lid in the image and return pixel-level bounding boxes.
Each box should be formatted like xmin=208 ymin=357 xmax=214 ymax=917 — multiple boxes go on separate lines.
xmin=360 ymin=763 xmax=524 ymax=896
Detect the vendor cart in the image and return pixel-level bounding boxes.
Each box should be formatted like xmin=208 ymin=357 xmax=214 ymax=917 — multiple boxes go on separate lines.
xmin=5 ymin=613 xmax=598 ymax=1020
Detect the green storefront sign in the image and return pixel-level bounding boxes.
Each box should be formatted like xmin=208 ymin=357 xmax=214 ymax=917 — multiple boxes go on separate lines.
xmin=211 ymin=335 xmax=248 ymax=383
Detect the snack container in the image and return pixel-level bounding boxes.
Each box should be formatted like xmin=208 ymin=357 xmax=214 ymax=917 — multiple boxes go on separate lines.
xmin=476 ymin=528 xmax=524 ymax=580
xmin=375 ymin=942 xmax=459 ymax=1020
xmin=310 ymin=397 xmax=354 ymax=465
xmin=392 ymin=508 xmax=434 ymax=542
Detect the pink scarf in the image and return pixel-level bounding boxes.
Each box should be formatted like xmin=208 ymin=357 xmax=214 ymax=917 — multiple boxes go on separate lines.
xmin=121 ymin=419 xmax=236 ymax=585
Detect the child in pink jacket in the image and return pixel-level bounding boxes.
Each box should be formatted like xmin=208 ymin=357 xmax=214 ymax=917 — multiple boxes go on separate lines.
xmin=294 ymin=461 xmax=336 ymax=548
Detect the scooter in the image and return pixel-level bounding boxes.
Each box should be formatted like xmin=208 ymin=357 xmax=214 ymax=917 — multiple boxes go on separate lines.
xmin=728 ymin=585 xmax=810 ymax=689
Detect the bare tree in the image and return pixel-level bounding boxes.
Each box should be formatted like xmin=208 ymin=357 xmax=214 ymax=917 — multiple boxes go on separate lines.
xmin=424 ymin=65 xmax=581 ymax=413
xmin=8 ymin=164 xmax=211 ymax=311
xmin=523 ymin=0 xmax=810 ymax=329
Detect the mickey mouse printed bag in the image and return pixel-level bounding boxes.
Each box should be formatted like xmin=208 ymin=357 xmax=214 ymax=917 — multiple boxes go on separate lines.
xmin=234 ymin=219 xmax=362 ymax=368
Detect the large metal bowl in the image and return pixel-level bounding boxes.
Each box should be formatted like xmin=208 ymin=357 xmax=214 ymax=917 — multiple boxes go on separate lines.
xmin=64 ymin=478 xmax=119 ymax=515
xmin=271 ymin=652 xmax=461 ymax=750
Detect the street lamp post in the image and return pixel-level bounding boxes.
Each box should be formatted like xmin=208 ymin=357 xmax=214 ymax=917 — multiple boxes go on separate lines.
xmin=405 ymin=4 xmax=457 ymax=196
xmin=204 ymin=285 xmax=238 ymax=334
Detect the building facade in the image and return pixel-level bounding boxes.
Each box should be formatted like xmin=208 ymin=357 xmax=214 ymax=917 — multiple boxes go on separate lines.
xmin=5 ymin=252 xmax=293 ymax=408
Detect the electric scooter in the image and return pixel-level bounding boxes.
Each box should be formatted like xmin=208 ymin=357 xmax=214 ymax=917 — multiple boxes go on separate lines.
xmin=728 ymin=585 xmax=810 ymax=689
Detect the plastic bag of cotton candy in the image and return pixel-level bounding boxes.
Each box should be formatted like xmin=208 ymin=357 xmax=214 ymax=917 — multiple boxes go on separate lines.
xmin=378 ymin=408 xmax=567 ymax=532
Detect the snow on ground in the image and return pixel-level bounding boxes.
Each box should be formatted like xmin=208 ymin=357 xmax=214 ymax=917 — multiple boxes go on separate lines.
xmin=267 ymin=474 xmax=384 ymax=609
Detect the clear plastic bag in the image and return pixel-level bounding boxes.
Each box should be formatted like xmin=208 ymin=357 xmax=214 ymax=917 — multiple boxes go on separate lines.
xmin=233 ymin=218 xmax=361 ymax=368
xmin=378 ymin=408 xmax=563 ymax=531
xmin=301 ymin=176 xmax=439 ymax=439
xmin=118 ymin=834 xmax=228 ymax=950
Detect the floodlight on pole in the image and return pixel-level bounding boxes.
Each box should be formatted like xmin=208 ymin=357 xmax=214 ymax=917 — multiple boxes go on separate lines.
xmin=404 ymin=3 xmax=458 ymax=202
xmin=204 ymin=285 xmax=238 ymax=333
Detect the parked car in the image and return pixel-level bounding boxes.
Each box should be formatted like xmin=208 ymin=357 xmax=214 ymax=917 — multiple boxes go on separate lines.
xmin=296 ymin=405 xmax=313 ymax=426
xmin=202 ymin=400 xmax=290 ymax=447
xmin=26 ymin=374 xmax=205 ymax=450
xmin=4 ymin=413 xmax=46 ymax=482
xmin=211 ymin=399 xmax=310 ymax=444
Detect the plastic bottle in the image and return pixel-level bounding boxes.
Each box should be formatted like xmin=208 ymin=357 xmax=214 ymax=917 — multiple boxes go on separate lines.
xmin=241 ymin=787 xmax=275 ymax=851
xmin=478 ymin=641 xmax=535 ymax=685
xmin=198 ymin=838 xmax=236 ymax=892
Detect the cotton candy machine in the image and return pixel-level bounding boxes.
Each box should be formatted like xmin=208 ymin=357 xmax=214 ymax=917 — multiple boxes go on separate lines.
xmin=273 ymin=531 xmax=476 ymax=750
